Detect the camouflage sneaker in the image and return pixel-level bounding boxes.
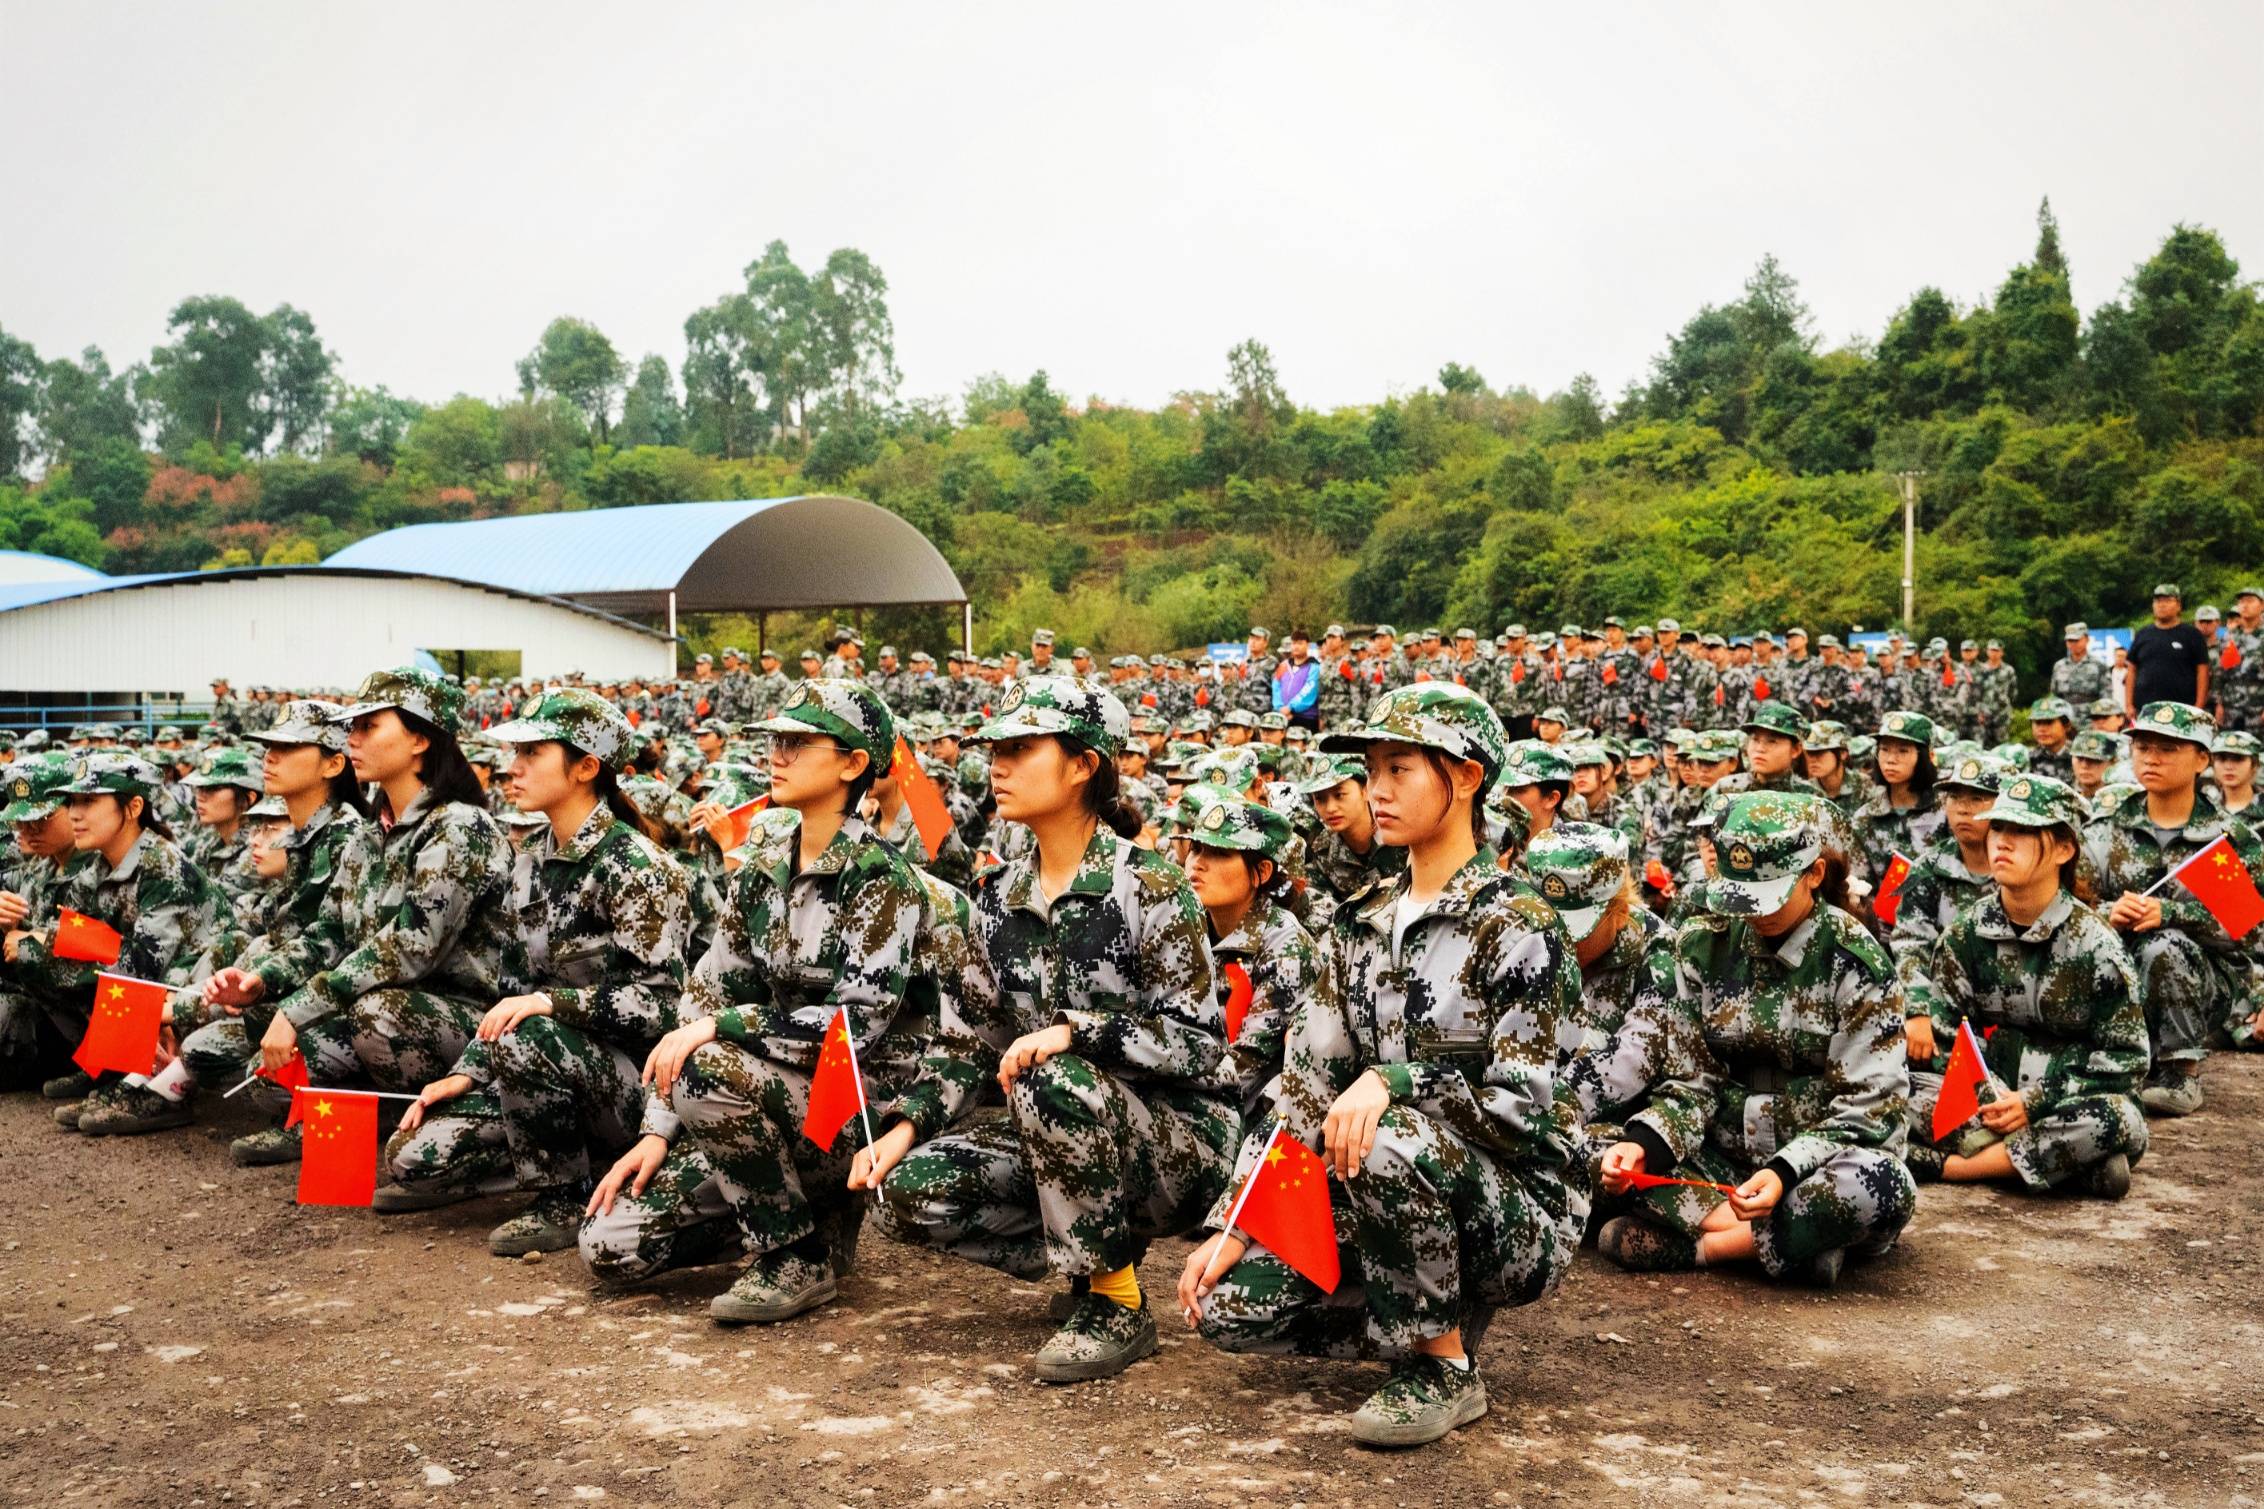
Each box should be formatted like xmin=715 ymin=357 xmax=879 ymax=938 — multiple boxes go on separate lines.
xmin=371 ymin=1172 xmax=517 ymax=1213
xmin=230 ymin=1124 xmax=303 ymax=1166
xmin=709 ymin=1246 xmax=838 ymax=1325
xmin=1349 ymin=1357 xmax=1489 ymax=1448
xmin=1596 ymin=1216 xmax=1699 ymax=1273
xmin=2140 ymin=1068 xmax=2205 ymax=1117
xmin=2083 ymin=1153 xmax=2132 ymax=1201
xmin=1034 ymin=1294 xmax=1157 ymax=1383
xmin=488 ymin=1191 xmax=586 ymax=1257
xmin=78 ymin=1082 xmax=194 ymax=1136
xmin=1046 ymin=1276 xmax=1093 ymax=1322
xmin=42 ymin=1069 xmax=94 ymax=1101
xmin=821 ymin=1206 xmax=863 ymax=1278
xmin=53 ymin=1098 xmax=89 ymax=1131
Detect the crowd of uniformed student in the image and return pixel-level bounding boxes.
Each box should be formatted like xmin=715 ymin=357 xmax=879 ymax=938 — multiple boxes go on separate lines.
xmin=2 ymin=598 xmax=2259 ymax=1448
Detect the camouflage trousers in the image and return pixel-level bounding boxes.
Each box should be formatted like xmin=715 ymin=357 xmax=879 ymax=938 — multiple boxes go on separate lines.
xmin=385 ymin=1090 xmax=512 ymax=1191
xmin=390 ymin=1018 xmax=645 ymax=1193
xmin=178 ymin=1014 xmax=361 ymax=1110
xmin=0 ymin=985 xmax=82 ymax=1070
xmin=577 ymin=1141 xmax=742 ymax=1286
xmin=667 ymin=1040 xmax=869 ymax=1258
xmin=1908 ymin=1073 xmax=2148 ymax=1190
xmin=1973 ymin=713 xmax=2008 ymax=747
xmin=1604 ymin=1140 xmax=1916 ymax=1279
xmin=1198 ymin=1106 xmax=1585 ymax=1359
xmin=344 ymin=988 xmax=484 ymax=1089
xmin=879 ymin=1055 xmax=1236 ymax=1280
xmin=2128 ymin=930 xmax=2240 ymax=1064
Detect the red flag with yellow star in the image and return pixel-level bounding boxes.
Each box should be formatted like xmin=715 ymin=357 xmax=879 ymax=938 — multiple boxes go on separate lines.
xmin=2169 ymin=835 xmax=2264 ymax=940
xmin=893 ymin=737 xmax=953 ymax=861
xmin=293 ymin=1089 xmax=379 ymax=1206
xmin=724 ymin=796 xmax=770 ymax=851
xmin=53 ymin=909 xmax=123 ymax=965
xmin=1221 ymin=962 xmax=1253 ymax=1044
xmin=71 ymin=972 xmax=169 ymax=1076
xmin=1872 ymin=852 xmax=1914 ymax=928
xmin=800 ymin=1007 xmax=869 ymax=1151
xmin=1233 ymin=1127 xmax=1340 ymax=1293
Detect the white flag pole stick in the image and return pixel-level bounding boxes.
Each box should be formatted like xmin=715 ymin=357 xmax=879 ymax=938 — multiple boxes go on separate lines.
xmin=839 ymin=1012 xmax=881 ymax=1203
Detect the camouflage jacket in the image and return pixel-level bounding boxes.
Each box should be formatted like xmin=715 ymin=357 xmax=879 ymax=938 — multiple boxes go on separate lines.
xmin=1971 ymin=663 xmax=2019 ymax=720
xmin=1561 ymin=905 xmax=1681 ymax=1125
xmin=1886 ymin=832 xmax=1993 ymax=1028
xmin=1303 ymin=824 xmax=1407 ymax=916
xmin=1925 ymin=889 xmax=2149 ymax=1114
xmin=872 ymin=797 xmax=975 ymax=891
xmin=1850 ymin=791 xmax=1945 ymax=888
xmin=0 ymin=848 xmax=94 ymax=938
xmin=880 ymin=871 xmax=992 ymax=1142
xmin=278 ymin=791 xmax=515 ymax=1030
xmin=1211 ymin=895 xmax=1319 ymax=1120
xmin=1316 ymin=654 xmax=1364 ymax=727
xmin=2082 ymin=785 xmax=2264 ymax=960
xmin=1620 ymin=904 xmax=1909 ymax=1182
xmin=972 ymin=823 xmax=1231 ymax=1098
xmin=13 ymin=832 xmax=226 ymax=999
xmin=2050 ymin=655 xmax=2112 ymax=707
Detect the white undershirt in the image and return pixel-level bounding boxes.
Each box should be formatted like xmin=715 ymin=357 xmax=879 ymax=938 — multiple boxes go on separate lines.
xmin=1392 ymin=887 xmax=1438 ymax=962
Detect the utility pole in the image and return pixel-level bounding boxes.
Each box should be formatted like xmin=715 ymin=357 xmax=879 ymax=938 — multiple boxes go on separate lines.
xmin=1896 ymin=471 xmax=1923 ymax=632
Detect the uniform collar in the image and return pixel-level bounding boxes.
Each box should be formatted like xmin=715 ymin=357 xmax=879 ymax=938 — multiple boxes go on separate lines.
xmin=1971 ymin=887 xmax=2074 ymax=942
xmin=751 ymin=810 xmax=873 ymax=891
xmin=1350 ymin=847 xmax=1502 ymax=934
xmin=1743 ymin=908 xmax=1823 ymax=967
xmin=552 ymin=801 xmax=616 ymax=864
xmin=1001 ymin=824 xmax=1126 ymax=916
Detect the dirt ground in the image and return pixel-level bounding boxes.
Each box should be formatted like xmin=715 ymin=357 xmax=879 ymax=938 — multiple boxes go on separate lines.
xmin=3 ymin=1058 xmax=2262 ymax=1509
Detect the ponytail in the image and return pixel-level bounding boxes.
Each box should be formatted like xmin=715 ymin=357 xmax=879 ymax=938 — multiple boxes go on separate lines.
xmin=591 ymin=762 xmax=664 ymax=845
xmin=1068 ymin=739 xmax=1143 ymax=839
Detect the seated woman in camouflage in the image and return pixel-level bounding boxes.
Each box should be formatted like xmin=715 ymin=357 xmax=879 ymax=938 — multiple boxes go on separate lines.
xmin=1800 ymin=721 xmax=1873 ymax=815
xmin=591 ymin=681 xmax=928 ymax=1324
xmin=251 ymin=670 xmax=515 ymax=1200
xmin=2084 ymin=702 xmax=2264 ymax=1118
xmin=879 ymin=678 xmax=1236 ymax=1386
xmin=388 ymin=690 xmax=693 ymax=1255
xmin=0 ymin=752 xmax=98 ymax=1089
xmin=182 ymin=746 xmax=269 ymax=917
xmin=20 ymin=756 xmax=228 ymax=1133
xmin=1886 ymin=753 xmax=2002 ymax=1071
xmin=1176 ymin=792 xmax=1313 ymax=1124
xmin=1296 ymin=754 xmax=1404 ymax=927
xmin=1596 ymin=792 xmax=1916 ymax=1287
xmin=97 ymin=703 xmax=377 ymax=1143
xmin=1850 ymin=711 xmax=1942 ymax=889
xmin=1908 ymin=774 xmax=2148 ymax=1197
xmin=1181 ymin=684 xmax=1587 ymax=1449
xmin=2210 ymin=730 xmax=2259 ymax=818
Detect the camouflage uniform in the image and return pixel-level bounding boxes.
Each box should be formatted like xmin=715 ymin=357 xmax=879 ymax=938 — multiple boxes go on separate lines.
xmin=1911 ymin=777 xmax=2149 ymax=1189
xmin=2049 ymin=632 xmax=2112 ymax=710
xmin=1196 ymin=684 xmax=1585 ymax=1368
xmin=1971 ymin=657 xmax=2019 ymax=746
xmin=882 ymin=679 xmax=1237 ymax=1297
xmin=1317 ymin=643 xmax=1363 ymax=730
xmin=750 ymin=666 xmax=794 ymax=723
xmin=2082 ymin=703 xmax=2264 ymax=1064
xmin=1885 ymin=831 xmax=1994 ymax=1038
xmin=1598 ymin=794 xmax=1917 ymax=1279
xmin=2219 ymin=606 xmax=2264 ymax=734
xmin=0 ymin=757 xmax=103 ymax=1068
xmin=1850 ymin=712 xmax=1946 ymax=886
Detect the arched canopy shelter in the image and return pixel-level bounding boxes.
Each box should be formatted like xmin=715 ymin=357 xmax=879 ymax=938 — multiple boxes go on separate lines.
xmin=326 ymin=496 xmax=968 ymax=663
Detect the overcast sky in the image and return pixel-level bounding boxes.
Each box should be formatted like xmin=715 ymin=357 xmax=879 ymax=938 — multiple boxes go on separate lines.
xmin=7 ymin=2 xmax=2262 ymax=416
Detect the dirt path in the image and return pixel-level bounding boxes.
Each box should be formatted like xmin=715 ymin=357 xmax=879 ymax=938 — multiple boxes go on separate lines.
xmin=4 ymin=1058 xmax=2261 ymax=1508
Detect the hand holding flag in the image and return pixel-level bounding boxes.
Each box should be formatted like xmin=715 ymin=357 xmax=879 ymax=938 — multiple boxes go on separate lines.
xmin=1931 ymin=1018 xmax=1996 ymax=1143
xmin=723 ymin=796 xmax=769 ymax=851
xmin=2151 ymin=834 xmax=2264 ymax=940
xmin=1197 ymin=1122 xmax=1340 ymax=1302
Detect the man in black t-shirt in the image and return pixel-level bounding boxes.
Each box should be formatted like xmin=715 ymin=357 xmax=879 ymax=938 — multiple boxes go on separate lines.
xmin=2127 ymin=582 xmax=2210 ymax=717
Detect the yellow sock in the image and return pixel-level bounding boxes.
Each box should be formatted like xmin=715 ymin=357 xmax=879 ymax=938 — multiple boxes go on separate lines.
xmin=1088 ymin=1262 xmax=1142 ymax=1311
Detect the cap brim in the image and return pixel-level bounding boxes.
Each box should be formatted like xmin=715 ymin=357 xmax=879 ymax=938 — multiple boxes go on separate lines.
xmin=331 ymin=699 xmax=393 ymax=722
xmin=968 ymin=712 xmax=1062 ymax=744
xmin=1554 ymin=902 xmax=1609 ymax=943
xmin=482 ymin=717 xmax=559 ymax=745
xmin=249 ymin=723 xmax=335 ymax=746
xmin=1704 ymin=870 xmax=1805 ymax=916
xmin=0 ymin=801 xmax=61 ymax=823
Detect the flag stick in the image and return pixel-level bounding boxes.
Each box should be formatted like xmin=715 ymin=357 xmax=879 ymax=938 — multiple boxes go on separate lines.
xmin=2140 ymin=839 xmax=2226 ymax=897
xmin=1199 ymin=1118 xmax=1286 ymax=1274
xmin=221 ymin=1070 xmax=262 ymax=1099
xmin=301 ymin=1086 xmax=422 ymax=1102
xmin=840 ymin=1014 xmax=882 ymax=1204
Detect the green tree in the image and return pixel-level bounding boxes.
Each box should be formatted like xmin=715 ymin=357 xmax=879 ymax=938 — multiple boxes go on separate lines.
xmin=0 ymin=323 xmax=40 ymax=479
xmin=814 ymin=248 xmax=899 ymax=418
xmin=1980 ymin=200 xmax=2081 ymax=413
xmin=327 ymin=386 xmax=425 ymax=466
xmin=1437 ymin=362 xmax=1486 ymax=395
xmin=259 ymin=304 xmax=336 ymax=454
xmin=746 ymin=240 xmax=820 ymax=435
xmin=396 ymin=396 xmax=502 ymax=487
xmin=143 ymin=295 xmax=272 ymax=453
xmin=616 ymin=354 xmax=685 ymax=448
xmin=682 ymin=294 xmax=766 ymax=459
xmin=71 ymin=438 xmax=153 ymax=535
xmin=37 ymin=346 xmax=142 ymax=462
xmin=520 ymin=317 xmax=625 ymax=446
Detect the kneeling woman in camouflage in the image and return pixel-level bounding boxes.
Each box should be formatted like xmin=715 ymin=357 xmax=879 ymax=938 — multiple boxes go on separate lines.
xmin=389 ymin=690 xmax=692 ymax=1253
xmin=1596 ymin=793 xmax=1916 ymax=1286
xmin=1907 ymin=774 xmax=2148 ymax=1197
xmin=588 ymin=682 xmax=926 ymax=1323
xmin=878 ymin=678 xmax=1237 ymax=1385
xmin=1181 ymin=685 xmax=1587 ymax=1448
xmin=254 ymin=670 xmax=514 ymax=1197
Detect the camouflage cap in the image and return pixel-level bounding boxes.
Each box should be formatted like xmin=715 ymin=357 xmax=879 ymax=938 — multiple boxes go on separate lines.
xmin=185 ymin=746 xmax=264 ymax=790
xmin=1525 ymin=822 xmax=1629 ymax=942
xmin=153 ymin=725 xmax=184 ymax=742
xmin=2070 ymin=730 xmax=2122 ymax=762
xmin=1983 ymin=773 xmax=2084 ymax=831
xmin=245 ymin=794 xmax=291 ymax=821
xmin=56 ymin=752 xmax=166 ymax=802
xmin=1184 ymin=747 xmax=1262 ymax=791
xmin=2152 ymin=582 xmax=2181 ymax=599
xmin=2129 ymin=700 xmax=2215 ymax=749
xmin=486 ymin=688 xmax=640 ymax=770
xmin=1848 ymin=734 xmax=1877 ymax=763
xmin=1707 ymin=792 xmax=1831 ymax=916
xmin=1878 ymin=710 xmax=1935 ymax=745
xmin=1 ymin=752 xmax=76 ymax=822
xmin=1627 ymin=738 xmax=1660 ymax=759
xmin=2062 ymin=622 xmax=2088 ymax=640
xmin=2027 ymin=696 xmax=2076 ymax=724
xmin=2085 ymin=697 xmax=2122 ymax=719
xmin=2212 ymin=730 xmax=2261 ymax=759
xmin=971 ymin=675 xmax=1131 ymax=760
xmin=1293 ymin=752 xmax=1367 ymax=795
xmin=1564 ymin=741 xmax=1610 ymax=770
xmin=1318 ymin=682 xmax=1508 ymax=780
xmin=1805 ymin=719 xmax=1850 ymax=752
xmin=752 ymin=678 xmax=897 ymax=763
xmin=1499 ymin=739 xmax=1574 ymax=788
xmin=1742 ymin=701 xmax=1808 ymax=740
xmin=699 ymin=760 xmax=771 ymax=810
xmin=1992 ymin=742 xmax=2035 ymax=771
xmin=1938 ymin=751 xmax=2004 ymax=794
xmin=251 ymin=698 xmax=349 ymax=752
xmin=335 ymin=667 xmax=467 ymax=735
xmin=1537 ymin=704 xmax=1571 ymax=724
xmin=1689 ymin=787 xmax=1736 ymax=831
xmin=1692 ymin=729 xmax=1746 ymax=762
xmin=1221 ymin=708 xmax=1259 ymax=729
xmin=1256 ymin=711 xmax=1288 ymax=731
xmin=1185 ymin=792 xmax=1293 ymax=861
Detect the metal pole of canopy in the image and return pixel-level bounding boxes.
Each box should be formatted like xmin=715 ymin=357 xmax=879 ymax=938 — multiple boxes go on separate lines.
xmin=962 ymin=602 xmax=973 ymax=655
xmin=668 ymin=590 xmax=679 ymax=678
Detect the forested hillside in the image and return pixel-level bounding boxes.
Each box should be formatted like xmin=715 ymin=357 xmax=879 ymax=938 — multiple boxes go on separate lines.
xmin=4 ymin=206 xmax=2260 ymax=677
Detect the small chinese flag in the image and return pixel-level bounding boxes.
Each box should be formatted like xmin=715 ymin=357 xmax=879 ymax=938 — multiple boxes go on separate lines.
xmin=2170 ymin=835 xmax=2264 ymax=940
xmin=1713 ymin=684 xmax=1725 ymax=707
xmin=1649 ymin=659 xmax=1669 ymax=682
xmin=54 ymin=909 xmax=123 ymax=965
xmin=1753 ymin=675 xmax=1771 ymax=701
xmin=1339 ymin=660 xmax=1357 ymax=681
xmin=294 ymin=1089 xmax=379 ymax=1207
xmin=261 ymin=1053 xmax=312 ymax=1124
xmin=1602 ymin=662 xmax=1618 ymax=686
xmin=800 ymin=1007 xmax=868 ymax=1151
xmin=723 ymin=796 xmax=769 ymax=851
xmin=2222 ymin=640 xmax=2242 ymax=672
xmin=1508 ymin=661 xmax=1526 ymax=684
xmin=1234 ymin=1128 xmax=1340 ymax=1293
xmin=1221 ymin=962 xmax=1253 ymax=1043
xmin=1873 ymin=852 xmax=1914 ymax=927
xmin=894 ymin=737 xmax=953 ymax=861
xmin=625 ymin=708 xmax=642 ymax=728
xmin=1931 ymin=1018 xmax=1992 ymax=1143
xmin=72 ymin=972 xmax=170 ymax=1076
xmin=1941 ymin=664 xmax=1957 ymax=689
xmin=1621 ymin=1168 xmax=1739 ymax=1196
xmin=695 ymin=697 xmax=712 ymax=718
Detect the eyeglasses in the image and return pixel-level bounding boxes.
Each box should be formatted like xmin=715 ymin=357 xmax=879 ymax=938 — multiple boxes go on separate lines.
xmin=765 ymin=735 xmax=852 ymax=764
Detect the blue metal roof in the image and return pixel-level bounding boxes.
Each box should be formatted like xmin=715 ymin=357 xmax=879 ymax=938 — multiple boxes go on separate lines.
xmin=0 ymin=549 xmax=109 ymax=584
xmin=321 ymin=496 xmax=965 ymax=614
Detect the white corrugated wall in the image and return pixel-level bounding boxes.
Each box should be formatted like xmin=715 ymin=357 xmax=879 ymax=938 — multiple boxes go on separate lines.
xmin=0 ymin=574 xmax=674 ymax=694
